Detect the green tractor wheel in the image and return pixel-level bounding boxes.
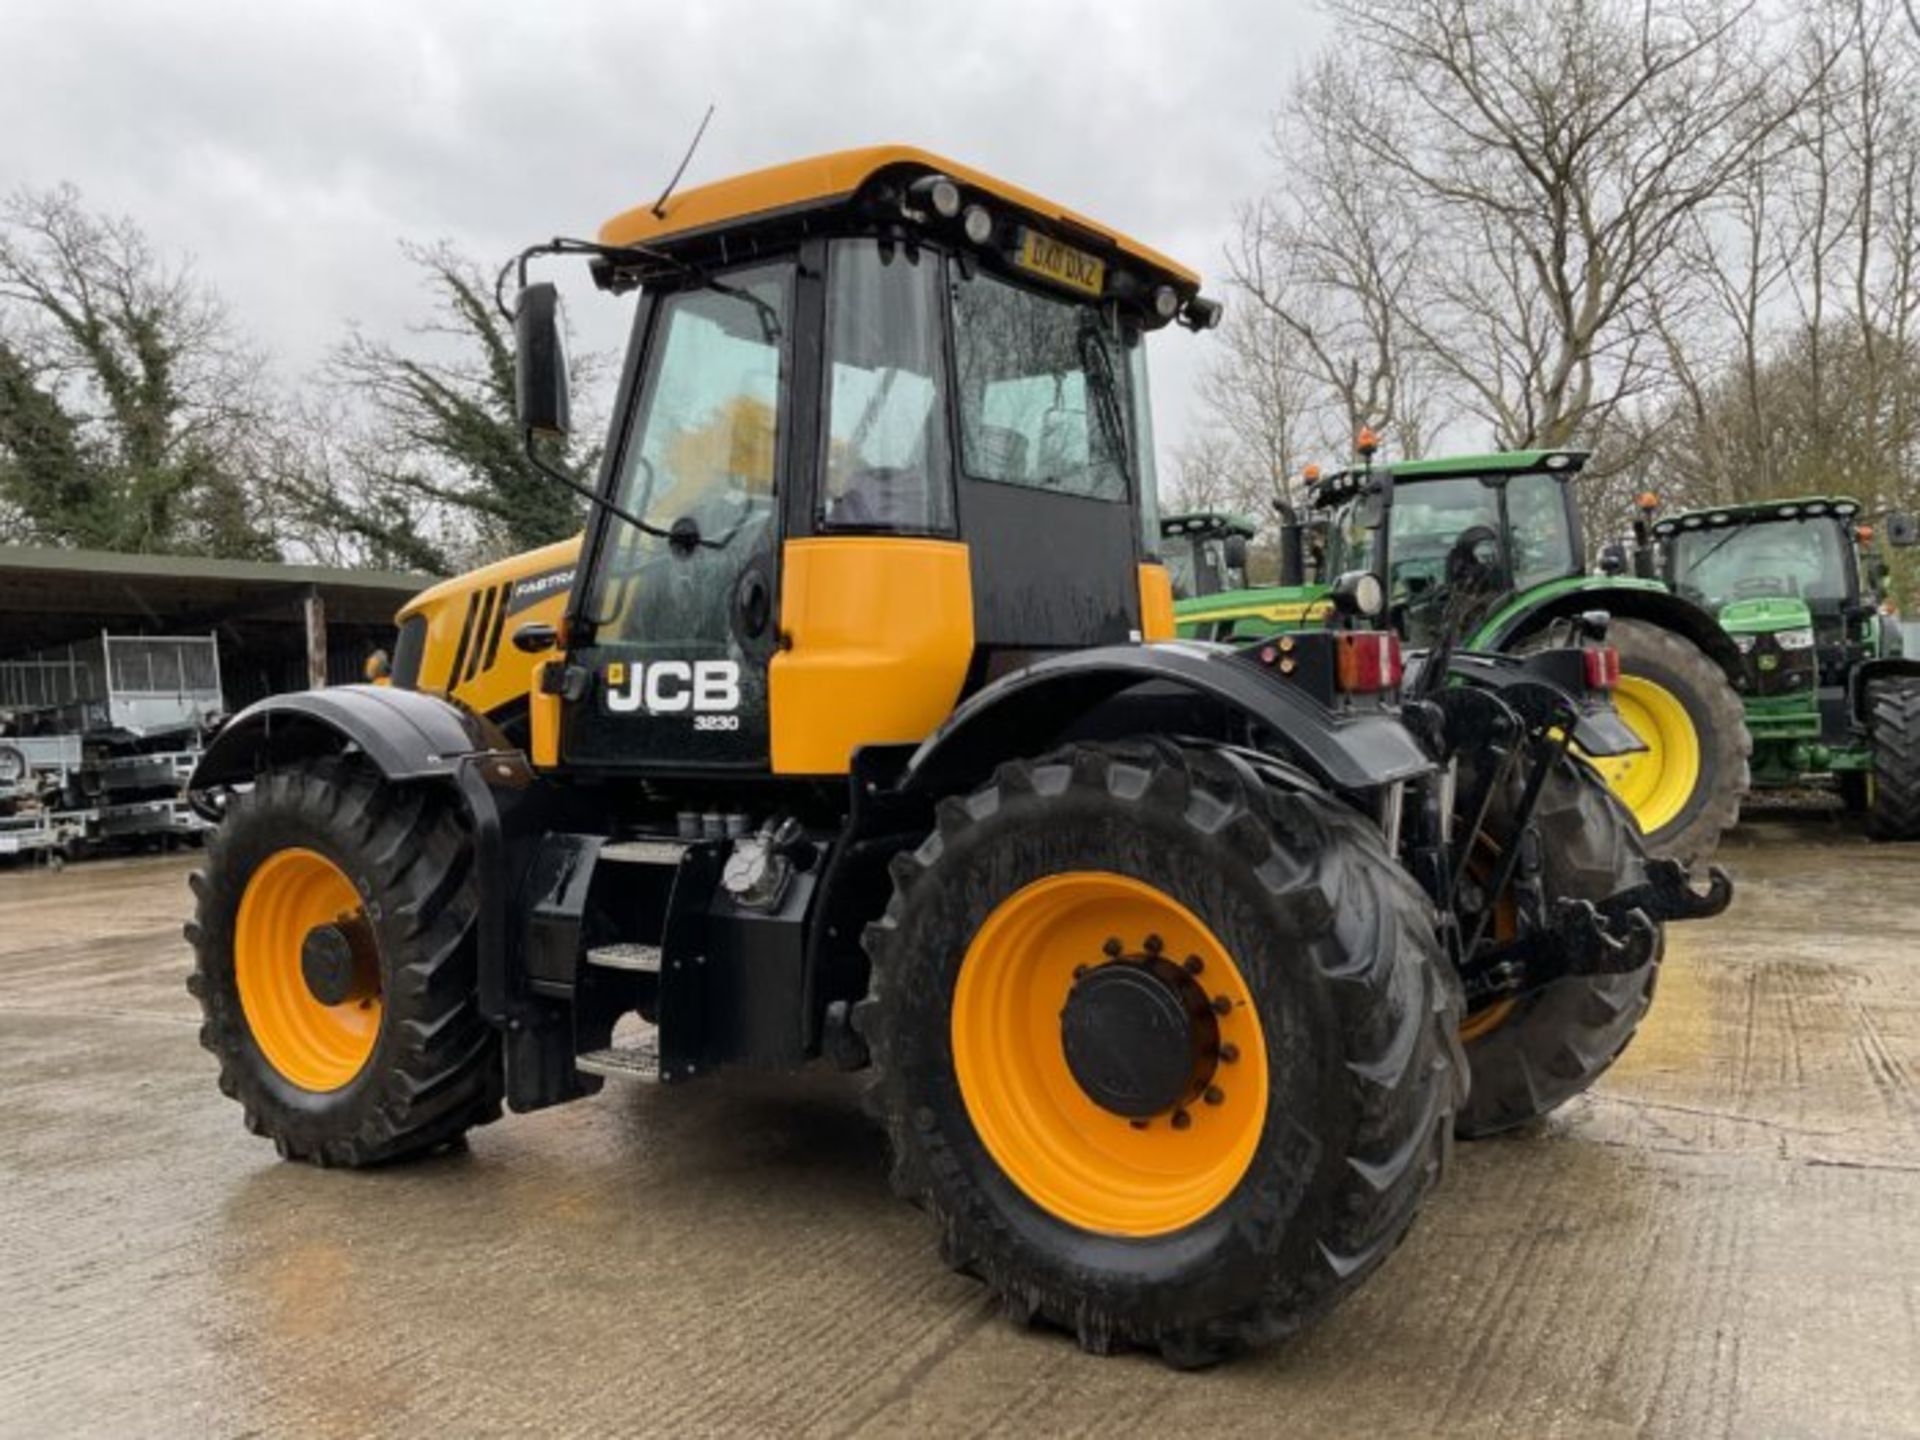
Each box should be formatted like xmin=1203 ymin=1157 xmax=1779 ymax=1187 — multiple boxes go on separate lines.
xmin=1558 ymin=618 xmax=1751 ymax=864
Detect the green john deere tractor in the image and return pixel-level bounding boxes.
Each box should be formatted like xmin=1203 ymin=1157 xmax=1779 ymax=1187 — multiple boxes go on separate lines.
xmin=1176 ymin=449 xmax=1752 ymax=862
xmin=1157 ymin=511 xmax=1256 ymax=600
xmin=1650 ymin=497 xmax=1920 ymax=838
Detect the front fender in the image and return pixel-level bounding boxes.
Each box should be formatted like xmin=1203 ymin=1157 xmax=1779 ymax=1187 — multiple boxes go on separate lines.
xmin=1853 ymin=656 xmax=1920 ymax=723
xmin=191 ymin=684 xmax=512 ymax=792
xmin=903 ymin=642 xmax=1433 ymax=795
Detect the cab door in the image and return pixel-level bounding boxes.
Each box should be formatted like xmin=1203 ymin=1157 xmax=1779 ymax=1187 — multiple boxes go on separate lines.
xmin=561 ymin=261 xmax=794 ymax=771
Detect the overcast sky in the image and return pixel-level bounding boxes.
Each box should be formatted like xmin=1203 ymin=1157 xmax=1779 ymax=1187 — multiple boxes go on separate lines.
xmin=4 ymin=0 xmax=1327 ymax=481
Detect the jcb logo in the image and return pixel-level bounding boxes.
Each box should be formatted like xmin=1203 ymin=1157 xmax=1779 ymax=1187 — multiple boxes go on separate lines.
xmin=604 ymin=660 xmax=741 ymax=715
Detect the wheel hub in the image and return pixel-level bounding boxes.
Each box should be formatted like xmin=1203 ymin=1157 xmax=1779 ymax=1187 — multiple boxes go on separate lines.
xmin=1060 ymin=951 xmax=1219 ymax=1119
xmin=300 ymin=920 xmax=378 ymax=1006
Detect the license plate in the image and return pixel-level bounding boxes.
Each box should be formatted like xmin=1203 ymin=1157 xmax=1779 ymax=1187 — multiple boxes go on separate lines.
xmin=1014 ymin=228 xmax=1106 ymax=297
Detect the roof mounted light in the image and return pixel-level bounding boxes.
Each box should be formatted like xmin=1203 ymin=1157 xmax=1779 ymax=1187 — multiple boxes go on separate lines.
xmin=1151 ymin=285 xmax=1180 ymax=321
xmin=907 ymin=174 xmax=963 ymax=219
xmin=1180 ymin=295 xmax=1224 ymax=331
xmin=962 ymin=204 xmax=993 ymax=245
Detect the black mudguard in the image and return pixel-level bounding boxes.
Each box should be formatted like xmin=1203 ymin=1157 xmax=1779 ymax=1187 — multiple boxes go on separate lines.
xmin=903 ymin=641 xmax=1433 ymax=796
xmin=1851 ymin=656 xmax=1920 ymax=723
xmin=191 ymin=684 xmax=511 ymax=791
xmin=1484 ymin=585 xmax=1744 ymax=683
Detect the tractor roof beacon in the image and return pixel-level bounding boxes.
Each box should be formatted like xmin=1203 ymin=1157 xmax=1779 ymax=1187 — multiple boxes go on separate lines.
xmin=1178 ymin=447 xmax=1755 ymax=864
xmin=183 ymin=148 xmax=1729 ymax=1366
xmin=1652 ymin=496 xmax=1920 ymax=839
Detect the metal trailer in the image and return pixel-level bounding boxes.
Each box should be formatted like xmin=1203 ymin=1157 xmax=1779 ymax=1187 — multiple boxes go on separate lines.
xmin=0 ymin=633 xmax=223 ymax=741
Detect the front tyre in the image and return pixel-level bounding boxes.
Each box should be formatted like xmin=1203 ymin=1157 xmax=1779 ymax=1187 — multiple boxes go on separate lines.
xmin=185 ymin=756 xmax=501 ymax=1165
xmin=860 ymin=743 xmax=1462 ymax=1365
xmin=1865 ymin=678 xmax=1920 ymax=841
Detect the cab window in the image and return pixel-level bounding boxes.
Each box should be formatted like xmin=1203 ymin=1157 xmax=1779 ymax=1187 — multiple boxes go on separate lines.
xmin=950 ymin=269 xmax=1130 ymax=502
xmin=589 ymin=262 xmax=791 ymax=648
xmin=819 ymin=241 xmax=954 ymax=533
xmin=1506 ymin=473 xmax=1577 ymax=589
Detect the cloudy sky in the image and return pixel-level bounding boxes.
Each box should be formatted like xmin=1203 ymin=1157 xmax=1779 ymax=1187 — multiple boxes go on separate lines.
xmin=5 ymin=0 xmax=1327 ymax=477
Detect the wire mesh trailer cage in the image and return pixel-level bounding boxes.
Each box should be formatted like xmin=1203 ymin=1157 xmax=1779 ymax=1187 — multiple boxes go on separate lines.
xmin=0 ymin=634 xmax=224 ymax=740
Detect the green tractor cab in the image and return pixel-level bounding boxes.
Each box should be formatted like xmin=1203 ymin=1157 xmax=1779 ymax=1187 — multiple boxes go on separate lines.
xmin=1174 ymin=448 xmax=1752 ymax=862
xmin=1157 ymin=511 xmax=1256 ymax=600
xmin=1652 ymin=496 xmax=1920 ymax=838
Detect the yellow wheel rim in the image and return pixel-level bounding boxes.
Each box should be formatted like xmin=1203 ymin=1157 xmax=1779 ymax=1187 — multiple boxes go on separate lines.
xmin=1589 ymin=673 xmax=1701 ymax=836
xmin=951 ymin=872 xmax=1269 ymax=1238
xmin=235 ymin=847 xmax=381 ymax=1092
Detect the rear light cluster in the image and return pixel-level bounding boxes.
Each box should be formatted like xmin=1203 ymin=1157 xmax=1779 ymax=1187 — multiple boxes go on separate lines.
xmin=1584 ymin=645 xmax=1621 ymax=690
xmin=1336 ymin=632 xmax=1403 ymax=694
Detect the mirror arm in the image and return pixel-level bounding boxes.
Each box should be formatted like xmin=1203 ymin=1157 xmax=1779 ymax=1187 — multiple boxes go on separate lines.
xmin=522 ymin=436 xmax=675 ymax=545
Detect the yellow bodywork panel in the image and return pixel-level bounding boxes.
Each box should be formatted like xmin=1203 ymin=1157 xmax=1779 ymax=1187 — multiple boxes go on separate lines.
xmin=599 ymin=145 xmax=1198 ymax=290
xmin=399 ymin=536 xmax=580 ymax=720
xmin=528 ymin=658 xmax=561 ymax=768
xmin=1138 ymin=563 xmax=1175 ymax=641
xmin=770 ymin=537 xmax=975 ymax=775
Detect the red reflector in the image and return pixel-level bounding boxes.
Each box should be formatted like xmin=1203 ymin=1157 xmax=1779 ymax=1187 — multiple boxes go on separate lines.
xmin=1336 ymin=632 xmax=1403 ymax=694
xmin=1584 ymin=645 xmax=1621 ymax=689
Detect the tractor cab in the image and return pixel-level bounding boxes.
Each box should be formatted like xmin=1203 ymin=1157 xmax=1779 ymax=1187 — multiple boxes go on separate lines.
xmin=1652 ymin=497 xmax=1920 ymax=788
xmin=516 ymin=148 xmax=1221 ymax=782
xmin=1655 ymin=499 xmax=1867 ymax=698
xmin=1158 ymin=511 xmax=1255 ymax=599
xmin=1315 ymin=450 xmax=1587 ymax=647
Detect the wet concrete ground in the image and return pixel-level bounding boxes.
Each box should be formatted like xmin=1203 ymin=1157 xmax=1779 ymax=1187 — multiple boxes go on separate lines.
xmin=1 ymin=817 xmax=1916 ymax=1439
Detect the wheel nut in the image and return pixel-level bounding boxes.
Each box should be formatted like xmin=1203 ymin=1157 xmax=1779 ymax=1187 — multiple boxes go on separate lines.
xmin=1073 ymin=964 xmax=1088 ymax=979
xmin=1184 ymin=954 xmax=1204 ymax=975
xmin=1211 ymin=996 xmax=1232 ymax=1016
xmin=1143 ymin=933 xmax=1164 ymax=954
xmin=1102 ymin=936 xmax=1123 ymax=957
xmin=1203 ymin=1086 xmax=1224 ymax=1106
xmin=1129 ymin=1118 xmax=1150 ymax=1131
xmin=1171 ymin=1109 xmax=1192 ymax=1130
xmin=1219 ymin=1042 xmax=1240 ymax=1064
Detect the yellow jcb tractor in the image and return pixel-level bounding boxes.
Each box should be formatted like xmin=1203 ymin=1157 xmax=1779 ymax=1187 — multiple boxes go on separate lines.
xmin=185 ymin=147 xmax=1727 ymax=1365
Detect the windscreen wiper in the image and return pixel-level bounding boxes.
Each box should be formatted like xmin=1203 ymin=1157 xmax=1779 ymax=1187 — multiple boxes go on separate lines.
xmin=1076 ymin=326 xmax=1131 ymax=475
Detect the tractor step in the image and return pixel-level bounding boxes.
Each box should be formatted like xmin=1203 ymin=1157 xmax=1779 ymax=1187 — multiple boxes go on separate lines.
xmin=576 ymin=1029 xmax=660 ymax=1082
xmin=601 ymin=839 xmax=689 ymax=866
xmin=586 ymin=942 xmax=662 ymax=973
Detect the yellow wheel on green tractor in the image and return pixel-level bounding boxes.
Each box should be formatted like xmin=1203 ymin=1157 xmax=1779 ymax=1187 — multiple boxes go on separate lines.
xmin=1544 ymin=617 xmax=1749 ymax=864
xmin=1589 ymin=673 xmax=1701 ymax=839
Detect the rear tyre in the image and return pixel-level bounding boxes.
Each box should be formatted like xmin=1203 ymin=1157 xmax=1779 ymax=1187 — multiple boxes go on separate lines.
xmin=1561 ymin=618 xmax=1750 ymax=864
xmin=1838 ymin=769 xmax=1870 ymax=813
xmin=185 ymin=755 xmax=501 ymax=1165
xmin=1865 ymin=678 xmax=1920 ymax=841
xmin=859 ymin=741 xmax=1462 ymax=1365
xmin=1456 ymin=754 xmax=1661 ymax=1139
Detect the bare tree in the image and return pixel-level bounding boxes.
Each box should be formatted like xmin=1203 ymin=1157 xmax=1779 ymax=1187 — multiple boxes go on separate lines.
xmin=282 ymin=243 xmax=602 ymax=572
xmin=1225 ymin=56 xmax=1436 ymax=463
xmin=1325 ymin=0 xmax=1824 ymax=448
xmin=0 ymin=184 xmax=277 ymax=557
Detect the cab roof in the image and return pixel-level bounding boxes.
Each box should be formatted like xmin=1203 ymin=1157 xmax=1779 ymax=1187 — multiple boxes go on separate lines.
xmin=1309 ymin=449 xmax=1588 ymax=507
xmin=597 ymin=145 xmax=1200 ymax=290
xmin=1161 ymin=511 xmax=1259 ymax=539
xmin=1652 ymin=496 xmax=1862 ymax=538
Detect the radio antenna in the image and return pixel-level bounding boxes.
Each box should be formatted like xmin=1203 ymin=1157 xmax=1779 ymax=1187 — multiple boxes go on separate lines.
xmin=651 ymin=104 xmax=716 ymax=219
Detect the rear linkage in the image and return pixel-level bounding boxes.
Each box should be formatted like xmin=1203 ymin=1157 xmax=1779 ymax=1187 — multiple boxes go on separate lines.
xmin=1390 ymin=613 xmax=1732 ymax=1006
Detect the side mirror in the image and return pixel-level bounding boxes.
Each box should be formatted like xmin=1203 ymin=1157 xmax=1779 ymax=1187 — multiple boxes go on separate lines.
xmin=1887 ymin=512 xmax=1919 ymax=548
xmin=1358 ymin=473 xmax=1393 ymax=530
xmin=1224 ymin=535 xmax=1250 ymax=572
xmin=514 ymin=282 xmax=571 ymax=440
